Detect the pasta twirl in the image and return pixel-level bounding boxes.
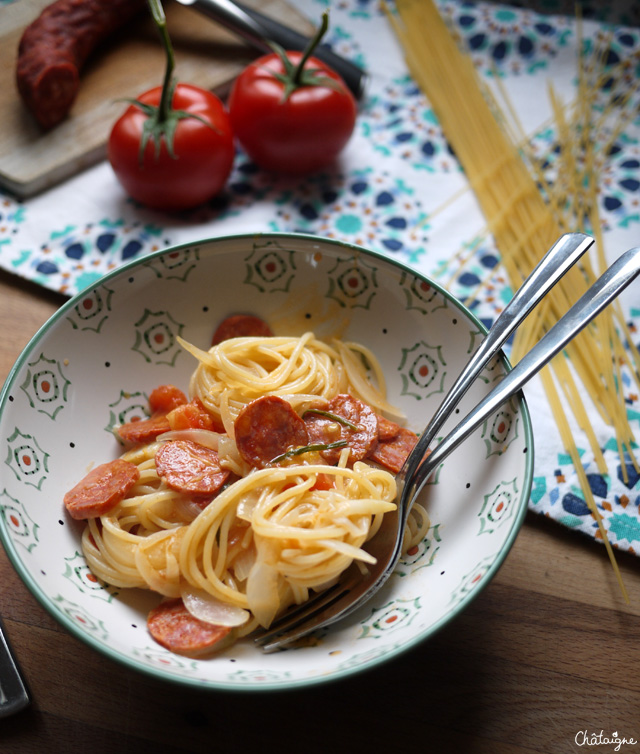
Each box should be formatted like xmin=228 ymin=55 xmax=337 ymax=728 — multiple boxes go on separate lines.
xmin=65 ymin=317 xmax=429 ymax=656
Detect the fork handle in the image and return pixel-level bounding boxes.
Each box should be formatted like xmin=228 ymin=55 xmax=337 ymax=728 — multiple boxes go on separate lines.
xmin=401 ymin=232 xmax=593 ymax=486
xmin=410 ymin=245 xmax=640 ymax=498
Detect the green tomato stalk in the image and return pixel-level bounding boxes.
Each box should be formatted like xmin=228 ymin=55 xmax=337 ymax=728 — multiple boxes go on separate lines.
xmin=128 ymin=0 xmax=213 ymax=162
xmin=268 ymin=10 xmax=345 ymax=101
xmin=149 ymin=0 xmax=176 ymax=124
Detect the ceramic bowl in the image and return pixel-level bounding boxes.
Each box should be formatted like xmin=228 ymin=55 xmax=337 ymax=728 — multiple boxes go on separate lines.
xmin=0 ymin=233 xmax=533 ymax=690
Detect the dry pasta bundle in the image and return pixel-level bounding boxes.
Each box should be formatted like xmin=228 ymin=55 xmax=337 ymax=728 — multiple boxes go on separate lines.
xmin=386 ymin=0 xmax=640 ymax=598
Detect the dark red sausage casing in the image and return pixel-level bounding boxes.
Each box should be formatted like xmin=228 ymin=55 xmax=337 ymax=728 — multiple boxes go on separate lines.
xmin=16 ymin=0 xmax=146 ymax=130
xmin=64 ymin=458 xmax=139 ymax=520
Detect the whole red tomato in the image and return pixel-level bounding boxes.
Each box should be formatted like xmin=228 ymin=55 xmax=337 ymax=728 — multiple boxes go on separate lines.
xmin=108 ymin=83 xmax=234 ymax=211
xmin=228 ymin=16 xmax=357 ymax=175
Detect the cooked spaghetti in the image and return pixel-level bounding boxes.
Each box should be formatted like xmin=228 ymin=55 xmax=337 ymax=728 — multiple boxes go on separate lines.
xmin=65 ymin=316 xmax=428 ymax=655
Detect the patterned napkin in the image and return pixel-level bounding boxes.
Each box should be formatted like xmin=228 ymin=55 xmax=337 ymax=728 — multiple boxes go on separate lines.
xmin=1 ymin=0 xmax=639 ymax=554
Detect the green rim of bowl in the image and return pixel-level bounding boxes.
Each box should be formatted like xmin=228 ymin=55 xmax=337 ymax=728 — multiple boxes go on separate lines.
xmin=0 ymin=231 xmax=534 ymax=692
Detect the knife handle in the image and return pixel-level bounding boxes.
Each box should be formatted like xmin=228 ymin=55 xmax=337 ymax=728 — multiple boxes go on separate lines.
xmin=235 ymin=2 xmax=368 ymax=99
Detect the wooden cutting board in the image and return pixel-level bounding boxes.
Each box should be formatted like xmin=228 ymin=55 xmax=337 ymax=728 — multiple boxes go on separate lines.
xmin=0 ymin=0 xmax=314 ymax=199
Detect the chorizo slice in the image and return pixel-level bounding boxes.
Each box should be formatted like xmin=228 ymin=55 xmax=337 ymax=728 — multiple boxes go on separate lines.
xmin=64 ymin=458 xmax=139 ymax=520
xmin=147 ymin=599 xmax=231 ymax=656
xmin=117 ymin=385 xmax=188 ymax=445
xmin=155 ymin=440 xmax=230 ymax=495
xmin=117 ymin=413 xmax=171 ymax=446
xmin=376 ymin=415 xmax=402 ymax=442
xmin=304 ymin=394 xmax=378 ymax=465
xmin=16 ymin=0 xmax=147 ymax=130
xmin=368 ymin=427 xmax=419 ymax=474
xmin=234 ymin=395 xmax=309 ymax=468
xmin=211 ymin=314 xmax=273 ymax=345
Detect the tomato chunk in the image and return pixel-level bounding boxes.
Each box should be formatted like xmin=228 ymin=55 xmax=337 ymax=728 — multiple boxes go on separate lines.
xmin=167 ymin=399 xmax=220 ymax=432
xmin=149 ymin=385 xmax=188 ymax=414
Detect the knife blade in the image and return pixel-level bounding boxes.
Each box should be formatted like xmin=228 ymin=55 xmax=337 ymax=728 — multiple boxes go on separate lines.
xmin=174 ymin=0 xmax=368 ymax=99
xmin=0 ymin=617 xmax=29 ymax=718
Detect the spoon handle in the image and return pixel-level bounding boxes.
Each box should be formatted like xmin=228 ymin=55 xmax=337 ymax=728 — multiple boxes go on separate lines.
xmin=401 ymin=232 xmax=593 ymax=485
xmin=175 ymin=0 xmax=368 ymax=99
xmin=412 ymin=245 xmax=640 ymax=495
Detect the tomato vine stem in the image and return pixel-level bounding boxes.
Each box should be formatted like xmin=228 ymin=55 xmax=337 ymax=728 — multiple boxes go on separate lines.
xmin=148 ymin=0 xmax=175 ymax=123
xmin=118 ymin=0 xmax=215 ymax=163
xmin=291 ymin=10 xmax=330 ymax=87
xmin=268 ymin=10 xmax=345 ymax=101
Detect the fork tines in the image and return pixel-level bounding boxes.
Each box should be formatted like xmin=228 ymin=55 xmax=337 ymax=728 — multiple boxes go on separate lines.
xmin=253 ymin=570 xmax=363 ymax=652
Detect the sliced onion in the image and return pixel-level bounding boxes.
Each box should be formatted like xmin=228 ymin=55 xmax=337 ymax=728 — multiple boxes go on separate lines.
xmin=173 ymin=498 xmax=206 ymax=522
xmin=217 ymin=435 xmax=245 ymax=472
xmin=233 ymin=546 xmax=257 ymax=582
xmin=317 ymin=538 xmax=376 ymax=564
xmin=246 ymin=561 xmax=281 ymax=628
xmin=182 ymin=587 xmax=250 ymax=627
xmin=236 ymin=489 xmax=261 ymax=522
xmin=157 ymin=429 xmax=222 ymax=449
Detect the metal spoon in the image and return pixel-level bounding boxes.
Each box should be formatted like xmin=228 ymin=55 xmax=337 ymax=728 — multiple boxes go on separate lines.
xmin=174 ymin=0 xmax=368 ymax=99
xmin=255 ymin=242 xmax=640 ymax=651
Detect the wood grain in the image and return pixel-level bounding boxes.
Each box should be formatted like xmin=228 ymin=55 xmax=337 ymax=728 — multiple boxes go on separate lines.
xmin=0 ymin=0 xmax=314 ymax=199
xmin=0 ymin=271 xmax=639 ymax=753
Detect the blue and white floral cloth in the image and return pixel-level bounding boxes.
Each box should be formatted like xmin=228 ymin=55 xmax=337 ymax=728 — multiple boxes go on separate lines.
xmin=1 ymin=0 xmax=640 ymax=554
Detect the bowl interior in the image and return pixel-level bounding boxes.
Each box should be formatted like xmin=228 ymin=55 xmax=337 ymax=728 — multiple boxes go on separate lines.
xmin=0 ymin=233 xmax=533 ymax=690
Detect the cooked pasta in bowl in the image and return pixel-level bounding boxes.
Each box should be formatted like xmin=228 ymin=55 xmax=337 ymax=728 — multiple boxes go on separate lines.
xmin=0 ymin=233 xmax=533 ymax=689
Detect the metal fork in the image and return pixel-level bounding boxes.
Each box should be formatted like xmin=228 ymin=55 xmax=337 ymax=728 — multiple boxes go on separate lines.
xmin=255 ymin=239 xmax=640 ymax=652
xmin=254 ymin=231 xmax=589 ymax=649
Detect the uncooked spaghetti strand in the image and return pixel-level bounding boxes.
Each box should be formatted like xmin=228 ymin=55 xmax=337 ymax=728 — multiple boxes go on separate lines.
xmin=540 ymin=369 xmax=629 ymax=604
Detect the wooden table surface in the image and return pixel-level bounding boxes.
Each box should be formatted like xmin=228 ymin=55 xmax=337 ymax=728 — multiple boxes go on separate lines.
xmin=1 ymin=268 xmax=639 ymax=754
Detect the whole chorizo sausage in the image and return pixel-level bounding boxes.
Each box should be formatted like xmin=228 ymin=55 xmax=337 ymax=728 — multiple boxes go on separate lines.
xmin=16 ymin=0 xmax=146 ymax=130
